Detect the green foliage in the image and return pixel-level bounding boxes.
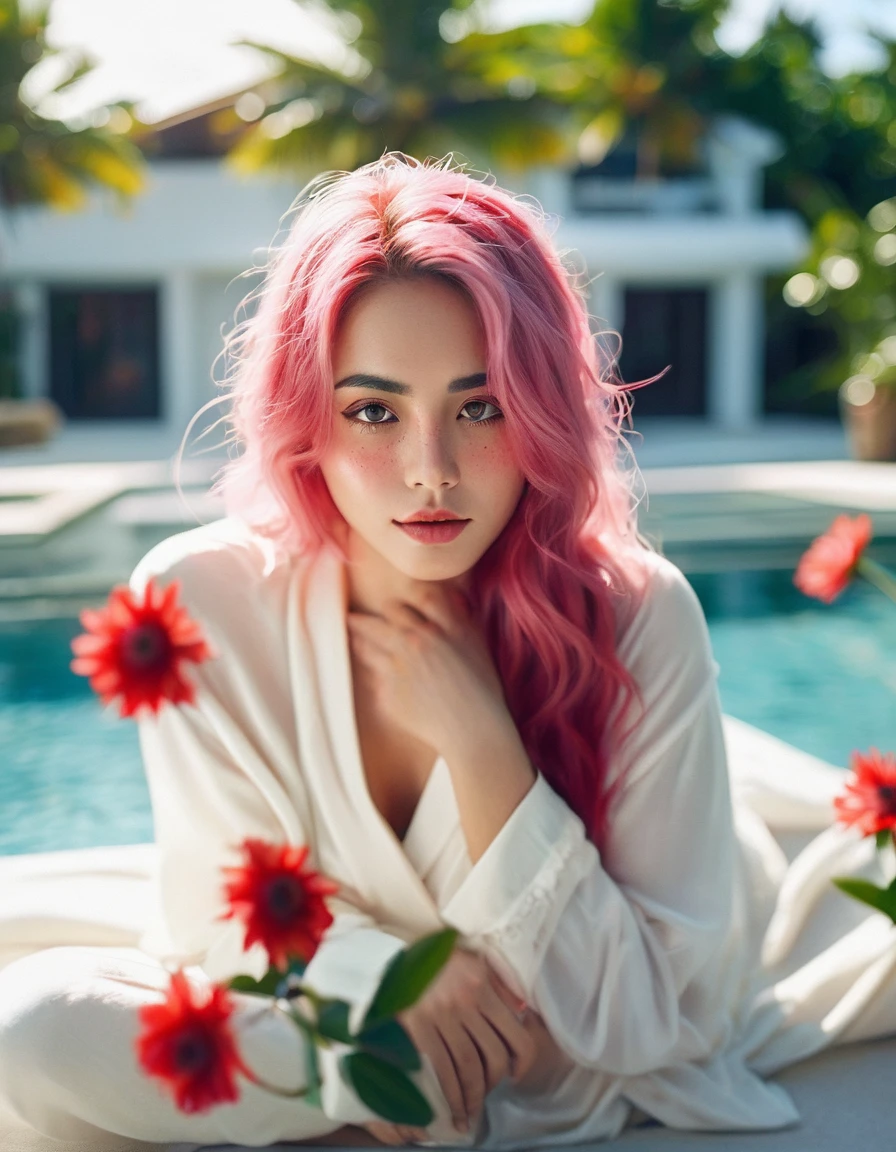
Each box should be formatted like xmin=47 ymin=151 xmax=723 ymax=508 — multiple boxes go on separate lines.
xmin=228 ymin=968 xmax=286 ymax=997
xmin=339 ymin=1050 xmax=435 ymax=1126
xmin=354 ymin=1016 xmax=422 ymax=1072
xmin=224 ymin=928 xmax=456 ymax=1125
xmin=225 ymin=0 xmax=579 ymax=177
xmin=696 ymin=13 xmax=896 ymax=396
xmin=228 ymin=0 xmax=893 ymax=405
xmin=529 ymin=0 xmax=731 ymax=174
xmin=833 ymin=875 xmax=896 ymax=925
xmin=363 ymin=927 xmax=458 ymax=1027
xmin=328 ymin=927 xmax=456 ymax=1124
xmin=315 ymin=998 xmax=354 ymax=1044
xmin=0 ymin=0 xmax=145 ymax=209
xmin=303 ymin=1029 xmax=322 ymax=1108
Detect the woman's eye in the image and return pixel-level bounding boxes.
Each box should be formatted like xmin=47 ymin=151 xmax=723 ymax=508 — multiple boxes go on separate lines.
xmin=462 ymin=399 xmax=502 ymax=422
xmin=350 ymin=402 xmax=394 ymax=425
xmin=344 ymin=398 xmax=503 ymax=431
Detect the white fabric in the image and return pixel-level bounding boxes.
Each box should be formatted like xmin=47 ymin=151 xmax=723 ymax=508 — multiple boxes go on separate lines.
xmin=1 ymin=516 xmax=895 ymax=1150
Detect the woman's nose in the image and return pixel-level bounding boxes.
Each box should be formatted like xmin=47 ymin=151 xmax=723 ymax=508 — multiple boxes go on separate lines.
xmin=403 ymin=424 xmax=460 ymax=489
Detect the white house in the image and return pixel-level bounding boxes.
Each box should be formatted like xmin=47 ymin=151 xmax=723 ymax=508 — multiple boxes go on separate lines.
xmin=0 ymin=104 xmax=807 ymax=453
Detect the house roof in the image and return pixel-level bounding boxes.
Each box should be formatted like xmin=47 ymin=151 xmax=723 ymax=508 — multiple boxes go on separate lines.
xmin=130 ymin=79 xmax=281 ymax=160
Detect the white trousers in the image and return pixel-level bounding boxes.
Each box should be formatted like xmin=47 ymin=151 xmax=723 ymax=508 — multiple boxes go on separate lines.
xmin=0 ymin=944 xmax=362 ymax=1149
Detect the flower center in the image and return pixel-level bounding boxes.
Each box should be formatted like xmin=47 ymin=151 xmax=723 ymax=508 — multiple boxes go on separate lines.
xmin=265 ymin=876 xmax=306 ymax=923
xmin=120 ymin=624 xmax=171 ymax=671
xmin=877 ymin=785 xmax=896 ymax=813
xmin=174 ymin=1026 xmax=214 ymax=1074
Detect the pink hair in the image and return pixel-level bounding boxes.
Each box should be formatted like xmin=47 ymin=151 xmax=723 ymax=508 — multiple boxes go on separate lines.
xmin=212 ymin=152 xmax=658 ymax=849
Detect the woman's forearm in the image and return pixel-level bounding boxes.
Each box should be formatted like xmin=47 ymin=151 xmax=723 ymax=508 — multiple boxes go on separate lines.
xmin=441 ymin=715 xmax=537 ymax=866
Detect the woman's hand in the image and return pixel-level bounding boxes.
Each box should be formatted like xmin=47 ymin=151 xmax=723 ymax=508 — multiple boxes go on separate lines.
xmin=357 ymin=1120 xmax=430 ymax=1145
xmin=388 ymin=947 xmax=538 ymax=1136
xmin=346 ymin=583 xmax=510 ymax=754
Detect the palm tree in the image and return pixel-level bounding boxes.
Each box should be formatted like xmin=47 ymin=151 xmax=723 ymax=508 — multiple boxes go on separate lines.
xmin=222 ymin=0 xmax=581 ymax=177
xmin=0 ymin=0 xmax=148 ymax=405
xmin=489 ymin=0 xmax=731 ymax=178
xmin=0 ymin=0 xmax=145 ymax=210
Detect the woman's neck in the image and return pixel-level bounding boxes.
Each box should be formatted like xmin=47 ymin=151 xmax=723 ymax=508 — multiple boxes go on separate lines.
xmin=341 ymin=528 xmax=471 ymax=617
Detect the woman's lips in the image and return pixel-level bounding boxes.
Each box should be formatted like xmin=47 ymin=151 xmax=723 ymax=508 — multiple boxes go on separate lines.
xmin=394 ymin=520 xmax=470 ymax=543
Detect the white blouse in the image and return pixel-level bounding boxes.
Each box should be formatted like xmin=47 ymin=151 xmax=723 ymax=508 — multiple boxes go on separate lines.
xmin=127 ymin=516 xmax=896 ymax=1149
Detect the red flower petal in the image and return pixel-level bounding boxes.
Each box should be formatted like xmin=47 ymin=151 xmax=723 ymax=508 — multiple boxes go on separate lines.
xmin=219 ymin=839 xmax=341 ymax=971
xmin=71 ymin=578 xmax=214 ymax=719
xmin=136 ymin=970 xmax=249 ymax=1114
xmin=833 ymin=748 xmax=896 ymax=837
xmin=794 ymin=514 xmax=873 ymax=604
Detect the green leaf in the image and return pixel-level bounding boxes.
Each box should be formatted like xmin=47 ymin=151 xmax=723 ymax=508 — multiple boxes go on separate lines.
xmin=355 ymin=1017 xmax=421 ymax=1072
xmin=876 ymin=829 xmax=892 ymax=851
xmin=363 ymin=928 xmax=458 ymax=1027
xmin=833 ymin=877 xmax=896 ymax=924
xmin=304 ymin=1030 xmax=322 ymax=1109
xmin=227 ymin=957 xmax=307 ymax=999
xmin=339 ymin=1052 xmax=434 ymax=1126
xmin=228 ymin=969 xmax=283 ymax=998
xmin=316 ymin=999 xmax=354 ymax=1045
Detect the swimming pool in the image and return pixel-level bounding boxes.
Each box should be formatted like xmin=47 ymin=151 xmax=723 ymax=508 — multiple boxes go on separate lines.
xmin=1 ymin=569 xmax=894 ymax=856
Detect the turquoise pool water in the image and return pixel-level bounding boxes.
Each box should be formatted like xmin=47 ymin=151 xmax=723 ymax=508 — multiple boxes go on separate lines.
xmin=2 ymin=570 xmax=894 ymax=856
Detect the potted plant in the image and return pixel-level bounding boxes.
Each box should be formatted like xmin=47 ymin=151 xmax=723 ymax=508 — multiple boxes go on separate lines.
xmin=839 ymin=363 xmax=896 ymax=464
xmin=0 ymin=291 xmax=62 ymax=448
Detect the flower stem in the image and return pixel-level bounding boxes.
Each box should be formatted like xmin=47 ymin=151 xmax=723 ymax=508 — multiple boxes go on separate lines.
xmin=238 ymin=997 xmax=322 ymax=1098
xmin=239 ymin=1064 xmax=312 ymax=1099
xmin=857 ymin=557 xmax=896 ymax=605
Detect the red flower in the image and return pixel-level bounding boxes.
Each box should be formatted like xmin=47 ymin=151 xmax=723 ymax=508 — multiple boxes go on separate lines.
xmin=794 ymin=514 xmax=873 ymax=604
xmin=136 ymin=969 xmax=250 ymax=1114
xmin=71 ymin=578 xmax=213 ymax=718
xmin=219 ymin=840 xmax=341 ymax=971
xmin=833 ymin=748 xmax=896 ymax=837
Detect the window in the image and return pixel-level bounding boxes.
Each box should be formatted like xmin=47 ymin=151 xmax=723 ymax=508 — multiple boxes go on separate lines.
xmin=49 ymin=287 xmax=160 ymax=420
xmin=617 ymin=287 xmax=708 ymax=417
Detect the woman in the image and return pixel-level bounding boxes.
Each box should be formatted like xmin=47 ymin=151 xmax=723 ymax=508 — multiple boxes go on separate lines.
xmin=0 ymin=152 xmax=894 ymax=1151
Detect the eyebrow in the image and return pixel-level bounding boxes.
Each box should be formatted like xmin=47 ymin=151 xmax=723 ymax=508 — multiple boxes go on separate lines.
xmin=334 ymin=372 xmax=487 ymax=395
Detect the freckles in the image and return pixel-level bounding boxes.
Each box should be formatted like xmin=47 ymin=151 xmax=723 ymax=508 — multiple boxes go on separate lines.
xmin=340 ymin=442 xmax=394 ymax=480
xmin=464 ymin=437 xmax=518 ymax=475
xmin=360 ymin=444 xmax=396 ymax=480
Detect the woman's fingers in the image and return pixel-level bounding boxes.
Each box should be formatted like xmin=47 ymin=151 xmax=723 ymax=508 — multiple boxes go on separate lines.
xmin=484 ymin=969 xmax=539 ymax=1081
xmin=404 ymin=1017 xmax=472 ymax=1134
xmin=451 ymin=1012 xmax=515 ymax=1094
xmin=479 ymin=985 xmax=539 ymax=1083
xmin=435 ymin=1022 xmax=486 ymax=1128
xmin=361 ymin=1121 xmax=428 ymax=1145
xmin=362 ymin=1121 xmax=403 ymax=1145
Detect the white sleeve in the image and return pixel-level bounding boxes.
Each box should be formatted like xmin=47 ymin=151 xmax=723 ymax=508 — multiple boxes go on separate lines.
xmin=440 ymin=557 xmax=736 ymax=1076
xmin=129 ymin=540 xmax=408 ymax=1015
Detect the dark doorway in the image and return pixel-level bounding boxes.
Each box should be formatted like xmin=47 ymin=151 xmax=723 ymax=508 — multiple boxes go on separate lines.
xmin=617 ymin=287 xmax=708 ymax=417
xmin=764 ymin=285 xmax=840 ymax=417
xmin=49 ymin=287 xmax=161 ymax=420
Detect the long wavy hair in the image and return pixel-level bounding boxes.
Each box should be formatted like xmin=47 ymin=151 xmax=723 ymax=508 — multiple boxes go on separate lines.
xmin=209 ymin=152 xmax=658 ymax=849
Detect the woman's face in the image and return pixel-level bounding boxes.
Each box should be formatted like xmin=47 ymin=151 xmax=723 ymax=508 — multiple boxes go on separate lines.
xmin=319 ymin=276 xmax=527 ymax=587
